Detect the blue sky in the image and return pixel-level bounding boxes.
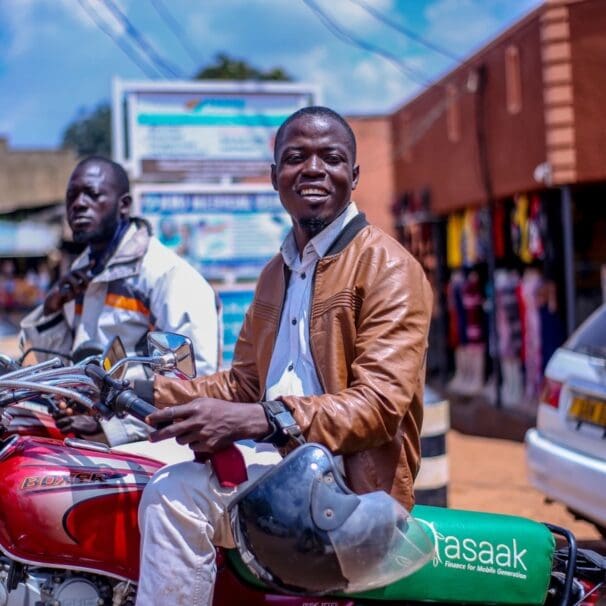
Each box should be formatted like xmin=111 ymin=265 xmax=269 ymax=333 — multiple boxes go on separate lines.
xmin=0 ymin=0 xmax=541 ymax=149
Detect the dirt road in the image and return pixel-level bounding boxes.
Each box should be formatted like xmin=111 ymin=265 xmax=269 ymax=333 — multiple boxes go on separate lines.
xmin=447 ymin=430 xmax=603 ymax=542
xmin=448 ymin=429 xmax=606 ymax=605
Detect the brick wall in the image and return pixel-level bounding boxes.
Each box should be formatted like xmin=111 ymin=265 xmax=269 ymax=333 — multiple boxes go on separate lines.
xmin=347 ymin=115 xmax=396 ymax=237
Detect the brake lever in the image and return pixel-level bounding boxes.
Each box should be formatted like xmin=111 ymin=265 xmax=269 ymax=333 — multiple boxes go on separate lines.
xmin=84 ymin=364 xmax=129 ymax=418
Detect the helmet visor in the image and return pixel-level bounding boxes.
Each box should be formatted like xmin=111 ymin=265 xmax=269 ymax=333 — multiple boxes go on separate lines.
xmin=328 ymin=491 xmax=434 ymax=593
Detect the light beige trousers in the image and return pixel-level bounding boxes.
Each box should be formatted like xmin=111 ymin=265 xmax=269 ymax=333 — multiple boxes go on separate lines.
xmin=135 ymin=442 xmax=281 ymax=606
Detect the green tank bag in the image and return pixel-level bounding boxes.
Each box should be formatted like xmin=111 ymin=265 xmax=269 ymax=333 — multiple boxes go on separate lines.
xmin=229 ymin=504 xmax=556 ymax=605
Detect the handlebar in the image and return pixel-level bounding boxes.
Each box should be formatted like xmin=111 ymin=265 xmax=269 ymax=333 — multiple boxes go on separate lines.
xmin=0 ymin=378 xmax=97 ymax=410
xmin=0 ymin=349 xmax=247 ymax=488
xmin=83 ymin=363 xmax=246 ymax=486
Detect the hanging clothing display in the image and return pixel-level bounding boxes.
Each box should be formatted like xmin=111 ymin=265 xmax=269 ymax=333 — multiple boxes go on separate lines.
xmin=494 ymin=269 xmax=523 ymax=360
xmin=447 ymin=212 xmax=464 ymax=269
xmin=443 ymin=191 xmax=564 ymax=407
xmin=462 ymin=209 xmax=478 ymax=267
xmin=511 ymin=194 xmax=532 ymax=264
xmin=462 ymin=270 xmax=485 ymax=344
xmin=494 ymin=269 xmax=524 ymax=407
xmin=493 ymin=203 xmax=506 ymax=259
xmin=527 ymin=195 xmax=545 ymax=260
xmin=520 ymin=268 xmax=544 ymax=401
xmin=446 ymin=270 xmax=466 ymax=348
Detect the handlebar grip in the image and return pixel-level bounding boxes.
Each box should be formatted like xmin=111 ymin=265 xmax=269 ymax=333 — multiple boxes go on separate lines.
xmin=114 ymin=390 xmax=170 ymax=428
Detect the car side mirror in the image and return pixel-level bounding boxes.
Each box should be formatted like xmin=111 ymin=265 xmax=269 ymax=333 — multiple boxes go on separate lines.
xmin=147 ymin=331 xmax=196 ymax=379
xmin=101 ymin=336 xmax=128 ymax=380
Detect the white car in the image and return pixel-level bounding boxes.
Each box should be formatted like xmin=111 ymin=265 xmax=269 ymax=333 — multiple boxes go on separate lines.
xmin=526 ymin=303 xmax=606 ymax=534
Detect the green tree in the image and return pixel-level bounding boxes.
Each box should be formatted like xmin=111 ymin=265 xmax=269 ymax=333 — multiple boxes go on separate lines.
xmin=195 ymin=53 xmax=292 ymax=81
xmin=61 ymin=103 xmax=112 ymax=157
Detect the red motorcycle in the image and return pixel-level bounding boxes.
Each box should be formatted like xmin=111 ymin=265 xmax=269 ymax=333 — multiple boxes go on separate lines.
xmin=0 ymin=334 xmax=603 ymax=606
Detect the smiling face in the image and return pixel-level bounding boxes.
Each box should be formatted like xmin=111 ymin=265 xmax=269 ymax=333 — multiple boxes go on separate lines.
xmin=65 ymin=160 xmax=131 ymax=248
xmin=271 ymin=113 xmax=359 ymax=251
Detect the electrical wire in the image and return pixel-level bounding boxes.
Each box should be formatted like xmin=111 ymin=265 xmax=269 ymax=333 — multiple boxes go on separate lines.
xmin=76 ymin=0 xmax=160 ymax=78
xmin=302 ymin=0 xmax=468 ymax=172
xmin=302 ymin=0 xmax=435 ymax=88
xmin=97 ymin=0 xmax=185 ymax=78
xmin=347 ymin=0 xmax=463 ymax=64
xmin=149 ymin=0 xmax=201 ymax=67
xmin=301 ymin=0 xmax=480 ymax=168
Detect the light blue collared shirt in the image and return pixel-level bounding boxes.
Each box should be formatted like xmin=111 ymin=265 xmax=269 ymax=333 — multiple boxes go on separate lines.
xmin=265 ymin=202 xmax=360 ymax=400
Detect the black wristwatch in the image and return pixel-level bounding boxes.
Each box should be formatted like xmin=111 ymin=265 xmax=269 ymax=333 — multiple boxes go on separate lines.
xmin=259 ymin=400 xmax=304 ymax=447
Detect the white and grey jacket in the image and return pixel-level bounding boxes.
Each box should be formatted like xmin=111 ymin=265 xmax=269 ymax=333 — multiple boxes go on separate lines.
xmin=21 ymin=220 xmax=219 ymax=446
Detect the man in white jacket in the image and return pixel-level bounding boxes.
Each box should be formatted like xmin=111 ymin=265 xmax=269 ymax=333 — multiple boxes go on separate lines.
xmin=20 ymin=156 xmax=219 ymax=447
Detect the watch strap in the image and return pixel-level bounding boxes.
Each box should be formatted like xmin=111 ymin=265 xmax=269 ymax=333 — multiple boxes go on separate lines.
xmin=259 ymin=400 xmax=304 ymax=447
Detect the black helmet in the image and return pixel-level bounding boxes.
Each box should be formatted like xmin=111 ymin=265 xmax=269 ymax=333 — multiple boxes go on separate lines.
xmin=228 ymin=443 xmax=434 ymax=595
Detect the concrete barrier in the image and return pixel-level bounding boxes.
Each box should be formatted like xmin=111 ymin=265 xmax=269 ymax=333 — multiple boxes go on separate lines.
xmin=414 ymin=386 xmax=450 ymax=507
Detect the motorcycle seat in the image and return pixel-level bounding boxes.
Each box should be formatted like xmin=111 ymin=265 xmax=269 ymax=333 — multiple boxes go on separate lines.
xmin=228 ymin=504 xmax=555 ymax=605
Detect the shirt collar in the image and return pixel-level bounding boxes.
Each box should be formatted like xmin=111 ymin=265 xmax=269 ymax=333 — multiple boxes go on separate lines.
xmin=280 ymin=202 xmax=359 ymax=269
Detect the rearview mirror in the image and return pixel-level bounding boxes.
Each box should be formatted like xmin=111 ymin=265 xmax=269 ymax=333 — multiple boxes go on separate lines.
xmin=147 ymin=332 xmax=196 ymax=379
xmin=72 ymin=340 xmax=104 ymax=364
xmin=102 ymin=336 xmax=127 ymax=380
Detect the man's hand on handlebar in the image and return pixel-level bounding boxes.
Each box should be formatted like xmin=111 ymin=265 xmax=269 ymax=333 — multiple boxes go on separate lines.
xmin=146 ymin=398 xmax=270 ymax=454
xmin=53 ymin=401 xmax=105 ymax=440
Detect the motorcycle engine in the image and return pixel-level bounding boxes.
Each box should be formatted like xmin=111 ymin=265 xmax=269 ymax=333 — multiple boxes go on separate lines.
xmin=45 ymin=576 xmax=107 ymax=605
xmin=0 ymin=566 xmax=114 ymax=606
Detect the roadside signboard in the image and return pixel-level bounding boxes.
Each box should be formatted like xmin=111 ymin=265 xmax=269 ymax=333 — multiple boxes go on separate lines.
xmin=113 ymin=79 xmax=317 ymax=182
xmin=119 ymin=79 xmax=317 ymax=366
xmin=0 ymin=220 xmax=60 ymax=257
xmin=133 ymin=183 xmax=290 ymax=283
xmin=217 ymin=287 xmax=255 ymax=368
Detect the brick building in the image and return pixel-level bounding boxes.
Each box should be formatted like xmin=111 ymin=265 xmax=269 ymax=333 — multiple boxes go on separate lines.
xmin=349 ymin=0 xmax=606 ymax=405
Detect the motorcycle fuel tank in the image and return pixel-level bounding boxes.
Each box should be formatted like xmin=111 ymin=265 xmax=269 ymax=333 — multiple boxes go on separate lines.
xmin=0 ymin=434 xmax=162 ymax=581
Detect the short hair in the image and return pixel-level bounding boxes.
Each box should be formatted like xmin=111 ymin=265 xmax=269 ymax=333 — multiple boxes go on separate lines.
xmin=273 ymin=106 xmax=357 ymax=163
xmin=73 ymin=156 xmax=130 ymax=196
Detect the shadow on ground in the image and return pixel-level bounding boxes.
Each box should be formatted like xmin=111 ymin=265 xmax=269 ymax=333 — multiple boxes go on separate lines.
xmin=431 ymin=385 xmax=537 ymax=443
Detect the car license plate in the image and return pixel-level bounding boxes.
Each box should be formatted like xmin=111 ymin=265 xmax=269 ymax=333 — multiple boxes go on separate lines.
xmin=569 ymin=395 xmax=606 ymax=428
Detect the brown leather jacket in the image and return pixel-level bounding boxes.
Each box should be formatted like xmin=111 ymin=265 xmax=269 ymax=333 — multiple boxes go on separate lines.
xmin=154 ymin=214 xmax=433 ymax=509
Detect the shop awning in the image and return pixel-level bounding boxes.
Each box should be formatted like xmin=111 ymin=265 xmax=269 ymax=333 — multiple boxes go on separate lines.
xmin=0 ymin=220 xmax=61 ymax=257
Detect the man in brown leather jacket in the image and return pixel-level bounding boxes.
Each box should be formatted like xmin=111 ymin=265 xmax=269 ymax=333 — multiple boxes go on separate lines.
xmin=135 ymin=106 xmax=433 ymax=606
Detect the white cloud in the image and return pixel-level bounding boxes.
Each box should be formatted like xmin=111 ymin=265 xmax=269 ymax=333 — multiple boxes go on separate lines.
xmin=347 ymin=56 xmax=420 ymax=112
xmin=75 ymin=0 xmax=128 ymax=36
xmin=314 ymin=0 xmax=395 ymax=31
xmin=0 ymin=0 xmax=128 ymax=60
xmin=289 ymin=45 xmax=419 ymax=115
xmin=0 ymin=97 xmax=38 ymax=142
xmin=424 ymin=0 xmax=542 ymax=54
xmin=424 ymin=0 xmax=501 ymax=51
xmin=1 ymin=0 xmax=39 ymax=60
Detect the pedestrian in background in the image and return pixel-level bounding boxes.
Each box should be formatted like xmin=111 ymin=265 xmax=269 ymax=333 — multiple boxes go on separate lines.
xmin=20 ymin=156 xmax=220 ymax=446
